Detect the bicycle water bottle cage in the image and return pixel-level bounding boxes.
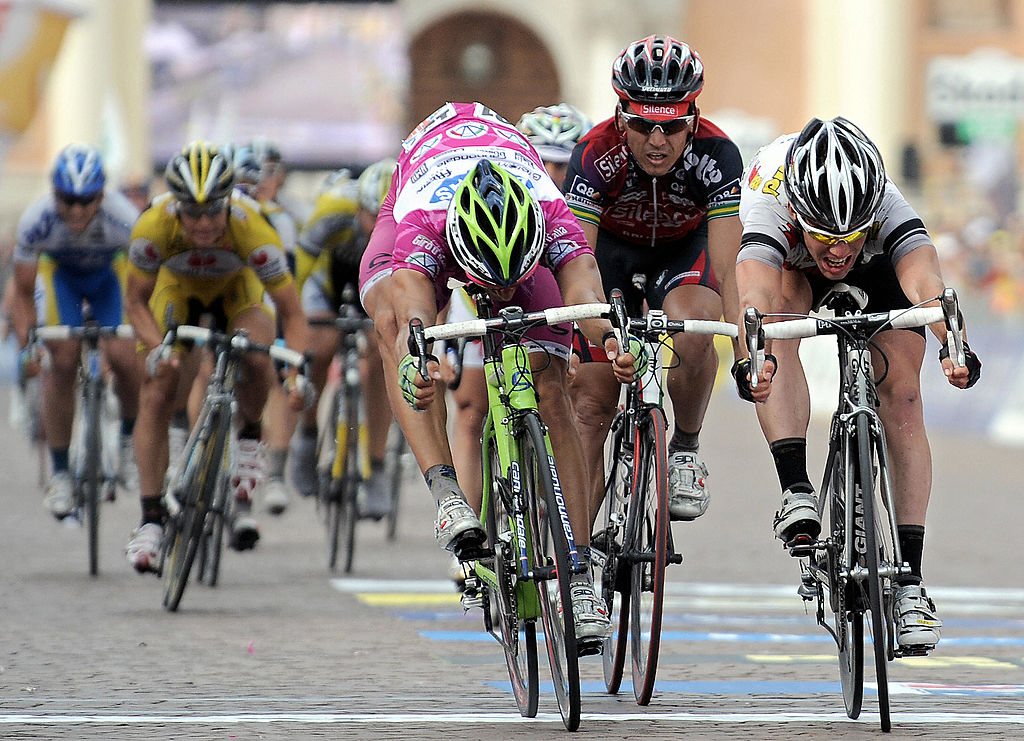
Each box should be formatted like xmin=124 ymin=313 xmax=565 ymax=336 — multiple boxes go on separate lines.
xmin=819 ymin=283 xmax=868 ymax=316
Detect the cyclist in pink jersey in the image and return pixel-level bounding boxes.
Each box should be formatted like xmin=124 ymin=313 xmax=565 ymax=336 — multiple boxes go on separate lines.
xmin=358 ymin=102 xmax=638 ymax=644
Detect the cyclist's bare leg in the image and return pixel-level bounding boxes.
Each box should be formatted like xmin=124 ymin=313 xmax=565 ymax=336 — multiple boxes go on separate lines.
xmin=298 ymin=313 xmax=340 ymax=433
xmin=103 ymin=336 xmax=141 ymax=420
xmin=871 ymin=330 xmax=930 ymax=526
xmin=230 ymin=307 xmax=277 ymax=428
xmin=361 ymin=336 xmax=391 ymax=463
xmin=570 ymin=362 xmax=619 ymax=525
xmin=661 ymin=284 xmax=721 ymax=435
xmin=135 ymin=351 xmax=198 ymax=501
xmin=40 ymin=338 xmax=78 ymax=450
xmin=363 ymin=277 xmax=453 ymax=478
xmin=751 ymin=274 xmax=813 ymax=443
xmin=535 ymin=355 xmax=591 ymax=548
xmin=451 ymin=366 xmax=487 ymax=512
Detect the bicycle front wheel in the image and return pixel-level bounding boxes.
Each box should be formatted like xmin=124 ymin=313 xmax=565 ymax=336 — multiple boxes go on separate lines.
xmin=484 ymin=430 xmax=539 ymax=717
xmin=81 ymin=382 xmax=103 ymax=577
xmin=163 ymin=410 xmax=228 ymax=611
xmin=627 ymin=407 xmax=669 ymax=705
xmin=825 ymin=443 xmax=864 ymax=719
xmin=522 ymin=412 xmax=581 ymax=732
xmin=856 ymin=415 xmax=891 ymax=732
xmin=597 ymin=413 xmax=630 ymax=694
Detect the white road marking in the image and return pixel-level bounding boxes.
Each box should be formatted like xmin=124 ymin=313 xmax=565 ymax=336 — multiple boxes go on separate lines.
xmin=2 ymin=711 xmax=1024 ymax=725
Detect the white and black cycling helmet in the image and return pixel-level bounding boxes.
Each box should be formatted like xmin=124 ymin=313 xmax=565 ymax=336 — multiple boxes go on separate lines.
xmin=516 ymin=104 xmax=593 ymax=164
xmin=612 ymin=35 xmax=704 ymax=105
xmin=784 ymin=117 xmax=887 ymax=236
xmin=356 ymin=158 xmax=397 ymax=215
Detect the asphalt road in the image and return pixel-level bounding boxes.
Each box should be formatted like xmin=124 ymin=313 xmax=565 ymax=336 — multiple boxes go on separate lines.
xmin=0 ymin=382 xmax=1021 ymax=740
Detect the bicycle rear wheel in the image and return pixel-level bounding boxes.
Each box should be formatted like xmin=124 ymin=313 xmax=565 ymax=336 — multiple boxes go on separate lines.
xmin=597 ymin=415 xmax=630 ymax=694
xmin=385 ymin=424 xmax=406 ymax=541
xmin=522 ymin=412 xmax=581 ymax=731
xmin=163 ymin=410 xmax=228 ymax=611
xmin=627 ymin=407 xmax=669 ymax=705
xmin=825 ymin=444 xmax=864 ymax=719
xmin=856 ymin=416 xmax=891 ymax=732
xmin=484 ymin=432 xmax=539 ymax=717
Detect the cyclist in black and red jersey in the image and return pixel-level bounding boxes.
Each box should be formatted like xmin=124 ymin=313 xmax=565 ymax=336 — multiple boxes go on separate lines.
xmin=564 ymin=35 xmax=743 ymax=525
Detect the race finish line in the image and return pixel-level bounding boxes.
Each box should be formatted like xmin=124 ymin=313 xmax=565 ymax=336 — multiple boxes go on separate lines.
xmin=3 ymin=711 xmax=1024 ymax=726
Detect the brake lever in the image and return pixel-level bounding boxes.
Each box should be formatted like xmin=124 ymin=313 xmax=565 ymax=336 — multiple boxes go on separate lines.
xmin=940 ymin=288 xmax=966 ymax=368
xmin=744 ymin=307 xmax=765 ymax=388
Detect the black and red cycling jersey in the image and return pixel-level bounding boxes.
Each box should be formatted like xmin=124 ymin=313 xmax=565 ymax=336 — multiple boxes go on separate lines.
xmin=562 ymin=116 xmax=742 ymax=245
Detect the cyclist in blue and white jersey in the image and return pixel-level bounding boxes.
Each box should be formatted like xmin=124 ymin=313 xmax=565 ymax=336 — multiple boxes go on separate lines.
xmin=11 ymin=144 xmax=142 ymax=519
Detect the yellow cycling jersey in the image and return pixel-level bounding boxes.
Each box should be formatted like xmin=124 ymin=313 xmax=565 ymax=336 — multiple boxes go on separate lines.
xmin=296 ymin=181 xmax=360 ymax=287
xmin=128 ymin=191 xmax=293 ymax=291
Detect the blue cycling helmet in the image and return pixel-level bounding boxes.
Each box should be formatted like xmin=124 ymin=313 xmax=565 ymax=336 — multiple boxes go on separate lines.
xmin=52 ymin=144 xmax=105 ymax=198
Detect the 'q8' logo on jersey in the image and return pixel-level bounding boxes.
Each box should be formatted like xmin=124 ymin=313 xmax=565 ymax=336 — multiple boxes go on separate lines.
xmin=429 ymin=174 xmax=465 ymax=204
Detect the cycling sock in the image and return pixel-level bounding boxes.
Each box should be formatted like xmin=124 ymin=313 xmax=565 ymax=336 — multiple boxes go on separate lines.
xmin=121 ymin=417 xmax=136 ymax=437
xmin=51 ymin=447 xmax=70 ymax=474
xmin=424 ymin=464 xmax=459 ymax=503
xmin=267 ymin=448 xmax=287 ymax=480
xmin=897 ymin=524 xmax=925 ymax=586
xmin=668 ymin=425 xmax=700 ymax=453
xmin=238 ymin=421 xmax=261 ymax=440
xmin=770 ymin=437 xmax=813 ymax=493
xmin=141 ymin=495 xmax=163 ymax=526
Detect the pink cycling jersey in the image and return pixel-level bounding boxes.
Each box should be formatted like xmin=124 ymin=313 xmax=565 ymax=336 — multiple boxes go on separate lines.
xmin=359 ymin=102 xmax=591 ymax=308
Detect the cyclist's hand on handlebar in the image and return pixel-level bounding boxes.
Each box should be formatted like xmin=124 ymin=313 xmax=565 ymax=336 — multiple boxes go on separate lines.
xmin=939 ymin=340 xmax=981 ymax=389
xmin=602 ymin=333 xmax=642 ymax=384
xmin=399 ymin=352 xmax=441 ymax=410
xmin=145 ymin=344 xmax=178 ymax=378
xmin=283 ymin=373 xmax=317 ymax=411
xmin=17 ymin=345 xmax=41 ymax=381
xmin=732 ymin=354 xmax=777 ymax=403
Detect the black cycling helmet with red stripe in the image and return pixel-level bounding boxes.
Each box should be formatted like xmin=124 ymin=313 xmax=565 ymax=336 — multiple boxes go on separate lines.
xmin=611 ymin=35 xmax=705 ymax=105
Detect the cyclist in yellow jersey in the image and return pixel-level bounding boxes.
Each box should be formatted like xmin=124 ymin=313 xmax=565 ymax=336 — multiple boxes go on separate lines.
xmin=288 ymin=160 xmax=397 ymax=518
xmin=124 ymin=141 xmax=309 ymax=573
xmin=234 ymin=143 xmax=302 ymax=515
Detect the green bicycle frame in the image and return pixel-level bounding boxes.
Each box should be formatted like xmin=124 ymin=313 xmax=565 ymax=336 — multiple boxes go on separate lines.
xmin=475 ymin=341 xmax=577 ymax=621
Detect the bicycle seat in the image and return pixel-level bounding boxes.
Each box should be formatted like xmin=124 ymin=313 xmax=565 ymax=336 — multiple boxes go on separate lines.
xmin=819 ymin=282 xmax=868 ymax=316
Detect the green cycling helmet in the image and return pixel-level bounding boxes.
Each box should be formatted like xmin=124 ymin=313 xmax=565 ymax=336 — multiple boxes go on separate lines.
xmin=445 ymin=159 xmax=544 ymax=289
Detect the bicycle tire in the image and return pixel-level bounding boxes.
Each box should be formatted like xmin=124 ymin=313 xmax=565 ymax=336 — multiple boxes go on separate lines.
xmin=199 ymin=422 xmax=231 ymax=587
xmin=628 ymin=407 xmax=669 ymax=705
xmin=826 ymin=443 xmax=864 ymax=719
xmin=338 ymin=382 xmax=361 ymax=573
xmin=484 ymin=430 xmax=539 ymax=717
xmin=163 ymin=410 xmax=228 ymax=611
xmin=856 ymin=415 xmax=891 ymax=732
xmin=597 ymin=414 xmax=630 ymax=694
xmin=82 ymin=381 xmax=102 ymax=577
xmin=324 ymin=389 xmax=345 ymax=571
xmin=522 ymin=412 xmax=581 ymax=731
xmin=385 ymin=425 xmax=405 ymax=541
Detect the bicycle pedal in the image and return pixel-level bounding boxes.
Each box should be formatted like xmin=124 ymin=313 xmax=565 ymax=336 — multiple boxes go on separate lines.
xmin=785 ymin=534 xmax=817 ymax=558
xmin=451 ymin=532 xmax=490 ymax=562
xmin=894 ymin=645 xmax=934 ymax=659
xmin=576 ymin=638 xmax=604 ymax=658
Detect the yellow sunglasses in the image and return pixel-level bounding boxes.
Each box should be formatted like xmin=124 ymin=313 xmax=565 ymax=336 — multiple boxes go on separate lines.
xmin=805 ymin=228 xmax=866 ymax=245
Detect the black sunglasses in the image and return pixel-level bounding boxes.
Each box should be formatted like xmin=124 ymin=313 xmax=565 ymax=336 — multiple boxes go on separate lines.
xmin=618 ymin=109 xmax=696 ymax=136
xmin=56 ymin=191 xmax=100 ymax=207
xmin=179 ymin=198 xmax=229 ymax=219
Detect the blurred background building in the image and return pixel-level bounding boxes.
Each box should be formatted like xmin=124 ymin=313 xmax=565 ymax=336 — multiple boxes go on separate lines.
xmin=0 ymin=0 xmax=1020 ymax=437
xmin=1 ymin=0 xmax=1023 ymax=322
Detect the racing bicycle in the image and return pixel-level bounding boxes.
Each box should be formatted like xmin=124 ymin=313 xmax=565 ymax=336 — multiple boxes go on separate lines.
xmin=32 ymin=320 xmax=133 ymax=576
xmin=596 ymin=287 xmax=737 ymax=705
xmin=746 ymin=285 xmax=969 ymax=732
xmin=158 ymin=324 xmax=306 ymax=611
xmin=409 ymin=296 xmax=613 ymax=731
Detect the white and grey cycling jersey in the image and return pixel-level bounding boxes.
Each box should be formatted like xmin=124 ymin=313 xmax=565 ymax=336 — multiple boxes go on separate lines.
xmin=737 ymin=134 xmax=931 ymax=273
xmin=14 ymin=189 xmax=139 ymax=272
